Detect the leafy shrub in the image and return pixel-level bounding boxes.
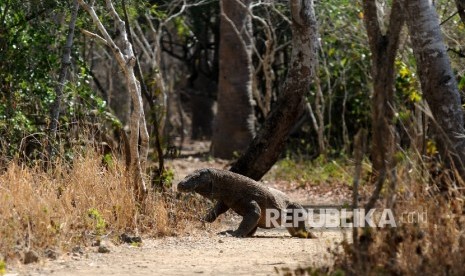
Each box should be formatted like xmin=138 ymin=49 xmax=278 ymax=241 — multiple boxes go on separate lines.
xmin=272 ymin=156 xmax=353 ymax=187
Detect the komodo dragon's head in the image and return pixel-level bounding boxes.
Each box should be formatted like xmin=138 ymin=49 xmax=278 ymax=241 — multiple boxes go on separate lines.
xmin=177 ymin=168 xmax=213 ymax=196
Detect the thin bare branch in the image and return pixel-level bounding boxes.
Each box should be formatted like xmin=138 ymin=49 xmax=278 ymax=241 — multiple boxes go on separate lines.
xmin=81 ymin=29 xmax=108 ymax=46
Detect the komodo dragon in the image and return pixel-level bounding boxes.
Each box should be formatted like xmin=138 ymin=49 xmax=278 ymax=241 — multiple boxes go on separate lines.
xmin=177 ymin=168 xmax=315 ymax=238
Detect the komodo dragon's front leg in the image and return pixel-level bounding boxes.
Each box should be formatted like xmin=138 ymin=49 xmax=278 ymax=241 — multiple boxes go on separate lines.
xmin=203 ymin=201 xmax=229 ymax=222
xmin=230 ymin=200 xmax=261 ymax=237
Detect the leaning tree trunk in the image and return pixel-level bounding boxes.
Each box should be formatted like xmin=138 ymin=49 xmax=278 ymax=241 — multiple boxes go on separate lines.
xmin=48 ymin=0 xmax=79 ymax=159
xmin=78 ymin=0 xmax=149 ymax=200
xmin=363 ymin=0 xmax=403 ymax=177
xmin=455 ymin=0 xmax=465 ymax=25
xmin=401 ymin=0 xmax=465 ymax=179
xmin=211 ymin=0 xmax=256 ymax=159
xmin=230 ymin=0 xmax=318 ymax=180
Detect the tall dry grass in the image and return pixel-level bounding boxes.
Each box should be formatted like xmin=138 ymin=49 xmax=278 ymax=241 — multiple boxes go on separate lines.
xmin=331 ymin=163 xmax=465 ymax=275
xmin=0 ymin=150 xmax=207 ymax=263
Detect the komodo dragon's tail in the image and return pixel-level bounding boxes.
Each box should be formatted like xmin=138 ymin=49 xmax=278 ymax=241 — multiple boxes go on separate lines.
xmin=285 ymin=202 xmax=317 ymax=239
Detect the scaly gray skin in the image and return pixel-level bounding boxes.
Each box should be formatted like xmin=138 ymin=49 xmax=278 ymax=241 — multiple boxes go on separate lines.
xmin=177 ymin=168 xmax=315 ymax=238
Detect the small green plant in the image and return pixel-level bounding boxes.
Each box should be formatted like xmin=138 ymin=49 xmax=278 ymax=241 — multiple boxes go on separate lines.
xmin=0 ymin=259 xmax=6 ymax=276
xmin=102 ymin=153 xmax=114 ymax=167
xmin=87 ymin=208 xmax=107 ymax=235
xmin=154 ymin=167 xmax=175 ymax=189
xmin=162 ymin=168 xmax=175 ymax=185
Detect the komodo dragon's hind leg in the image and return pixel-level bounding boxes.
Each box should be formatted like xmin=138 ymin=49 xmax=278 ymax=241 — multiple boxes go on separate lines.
xmin=231 ymin=200 xmax=261 ymax=237
xmin=285 ymin=202 xmax=316 ymax=238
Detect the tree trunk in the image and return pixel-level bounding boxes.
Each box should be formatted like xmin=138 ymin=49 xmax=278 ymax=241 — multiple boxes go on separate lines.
xmin=363 ymin=0 xmax=404 ymax=177
xmin=122 ymin=1 xmax=165 ymax=189
xmin=230 ymin=0 xmax=318 ymax=181
xmin=401 ymin=0 xmax=465 ymax=178
xmin=79 ymin=0 xmax=149 ymax=199
xmin=211 ymin=0 xmax=255 ymax=159
xmin=48 ymin=0 xmax=79 ymax=158
xmin=189 ymin=14 xmax=219 ymax=140
xmin=455 ymin=0 xmax=465 ymax=25
xmin=190 ymin=73 xmax=216 ymax=140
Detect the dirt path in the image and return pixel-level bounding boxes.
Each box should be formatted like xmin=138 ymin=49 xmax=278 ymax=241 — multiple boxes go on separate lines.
xmin=8 ymin=203 xmax=350 ymax=276
xmin=9 ymin=227 xmax=348 ymax=276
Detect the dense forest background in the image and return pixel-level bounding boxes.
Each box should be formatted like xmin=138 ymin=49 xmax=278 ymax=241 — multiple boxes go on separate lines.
xmin=0 ymin=0 xmax=398 ymax=165
xmin=3 ymin=0 xmax=465 ymax=167
xmin=2 ymin=0 xmax=465 ymax=274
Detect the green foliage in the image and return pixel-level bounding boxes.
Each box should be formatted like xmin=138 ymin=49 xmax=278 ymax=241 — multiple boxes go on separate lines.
xmin=152 ymin=166 xmax=175 ymax=190
xmin=426 ymin=139 xmax=438 ymax=155
xmin=273 ymin=156 xmax=352 ymax=187
xmin=0 ymin=1 xmax=62 ymax=151
xmin=103 ymin=153 xmax=114 ymax=167
xmin=160 ymin=167 xmax=175 ymax=188
xmin=305 ymin=0 xmax=372 ymax=151
xmin=0 ymin=1 xmax=125 ymax=160
xmin=173 ymin=17 xmax=190 ymax=38
xmin=87 ymin=208 xmax=107 ymax=235
xmin=0 ymin=259 xmax=5 ymax=276
xmin=458 ymin=75 xmax=465 ymax=91
xmin=147 ymin=3 xmax=167 ymax=20
xmin=395 ymin=60 xmax=422 ymax=104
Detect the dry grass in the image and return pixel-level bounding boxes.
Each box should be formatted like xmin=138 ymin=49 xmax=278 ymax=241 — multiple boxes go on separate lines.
xmin=0 ymin=150 xmax=208 ymax=263
xmin=330 ymin=164 xmax=465 ymax=275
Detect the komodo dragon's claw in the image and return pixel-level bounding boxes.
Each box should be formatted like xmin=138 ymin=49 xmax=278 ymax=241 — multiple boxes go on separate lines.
xmin=218 ymin=230 xmax=235 ymax=237
xmin=218 ymin=230 xmax=249 ymax=238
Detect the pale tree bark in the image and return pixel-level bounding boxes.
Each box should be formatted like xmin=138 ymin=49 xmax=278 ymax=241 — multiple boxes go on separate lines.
xmin=250 ymin=7 xmax=276 ymax=117
xmin=211 ymin=0 xmax=256 ymax=159
xmin=363 ymin=0 xmax=404 ymax=177
xmin=122 ymin=2 xmax=165 ymax=189
xmin=48 ymin=0 xmax=79 ymax=158
xmin=315 ymin=73 xmax=325 ymax=155
xmin=306 ymin=77 xmax=325 ymax=155
xmin=230 ymin=0 xmax=318 ymax=181
xmin=308 ymin=38 xmax=332 ymax=156
xmin=401 ymin=0 xmax=465 ymax=179
xmin=78 ymin=0 xmax=149 ymax=199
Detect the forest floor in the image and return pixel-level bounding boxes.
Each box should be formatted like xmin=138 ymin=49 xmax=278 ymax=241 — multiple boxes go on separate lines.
xmin=6 ymin=141 xmax=352 ymax=276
